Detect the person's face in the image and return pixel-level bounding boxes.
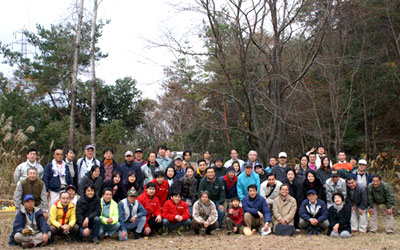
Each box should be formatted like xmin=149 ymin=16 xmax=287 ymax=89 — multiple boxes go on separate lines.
xmin=248 ymin=188 xmax=257 ymax=198
xmin=347 ymin=179 xmax=356 ymax=189
xmin=231 ymin=199 xmax=240 ymax=207
xmin=67 ymin=188 xmax=76 ymax=198
xmin=244 ymin=167 xmax=252 ymax=175
xmin=113 ymin=175 xmax=121 ymax=184
xmin=287 ymin=171 xmax=295 ymax=181
xmin=215 ymin=161 xmax=223 ymax=168
xmin=331 ymin=176 xmax=339 ymax=184
xmin=317 ymin=147 xmax=325 ymax=155
xmin=156 ymin=176 xmax=164 ymax=184
xmin=172 ymin=195 xmax=181 ymax=204
xmin=267 ymin=175 xmax=276 ymax=186
xmin=334 ymin=195 xmax=343 ymax=206
xmin=186 ymin=168 xmax=194 ymax=178
xmin=279 ymin=156 xmax=287 ymax=164
xmin=103 ymin=191 xmax=113 ymax=202
xmin=230 ymin=150 xmax=238 ymax=159
xmin=184 ymin=153 xmax=191 ymax=161
xmin=300 ymin=157 xmax=308 ymax=166
xmin=358 ymin=164 xmax=367 ymax=171
xmin=135 ymin=152 xmax=143 ymax=160
xmin=228 ymin=171 xmax=235 ymax=179
xmin=128 ymin=174 xmax=136 ymax=183
xmin=203 ymin=151 xmax=210 ymax=160
xmin=206 ymin=169 xmax=215 ymax=179
xmin=372 ymin=177 xmax=381 ymax=187
xmin=248 ymin=152 xmax=257 ymax=162
xmin=323 ymin=158 xmax=330 ymax=167
xmin=307 ymin=173 xmax=315 ymax=182
xmin=233 ymin=163 xmax=240 ymax=172
xmin=280 ymin=186 xmax=289 ymax=197
xmin=27 ymin=169 xmax=38 ymax=181
xmin=309 ymin=154 xmax=316 ymax=164
xmin=125 ymin=155 xmax=133 ymax=162
xmin=269 ymin=158 xmax=277 ymax=166
xmin=66 ymin=150 xmax=75 ymax=161
xmin=166 ymin=168 xmax=174 ymax=178
xmin=27 ymin=151 xmax=37 ymax=162
xmin=146 ymin=187 xmax=156 ymax=196
xmin=60 ymin=193 xmax=70 ymax=206
xmin=255 ymin=167 xmax=263 ymax=174
xmin=85 ymin=148 xmax=94 ymax=158
xmin=85 ymin=187 xmax=95 ymax=198
xmin=200 ymin=194 xmax=209 ymax=204
xmin=166 ymin=150 xmax=172 ymax=158
xmin=198 ymin=162 xmax=206 ymax=171
xmin=158 ymin=148 xmax=166 ymax=157
xmin=104 ymin=151 xmax=113 ymax=160
xmin=128 ymin=196 xmax=136 ymax=203
xmin=92 ymin=168 xmax=100 ymax=178
xmin=24 ymin=200 xmax=34 ymax=211
xmin=307 ymin=193 xmax=317 ymax=203
xmin=174 ymin=159 xmax=182 ymax=167
xmin=350 ymin=159 xmax=357 ymax=166
xmin=54 ymin=149 xmax=63 ymax=162
xmin=338 ymin=152 xmax=346 ymax=162
xmin=148 ymin=153 xmax=156 ymax=163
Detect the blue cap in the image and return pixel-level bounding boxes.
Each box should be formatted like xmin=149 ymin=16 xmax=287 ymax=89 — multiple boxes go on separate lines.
xmin=244 ymin=162 xmax=252 ymax=168
xmin=23 ymin=194 xmax=35 ymax=202
xmin=307 ymin=189 xmax=317 ymax=195
xmin=254 ymin=163 xmax=264 ymax=169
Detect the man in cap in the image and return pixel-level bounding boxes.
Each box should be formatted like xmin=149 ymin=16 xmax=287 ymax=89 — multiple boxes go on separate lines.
xmin=351 ymin=159 xmax=372 ymax=188
xmin=237 ymin=163 xmax=260 ymax=201
xmin=9 ymin=194 xmax=50 ymax=247
xmin=299 ymin=189 xmax=329 ymax=235
xmin=118 ymin=190 xmax=147 ymax=241
xmin=120 ymin=150 xmax=143 ymax=185
xmin=14 ymin=147 xmax=44 ymax=183
xmin=172 ymin=155 xmax=186 ymax=179
xmin=77 ymin=145 xmax=100 ymax=185
xmin=133 ymin=148 xmax=147 ymax=168
xmin=271 ymin=152 xmax=291 ymax=182
xmin=325 ymin=170 xmax=347 ymax=208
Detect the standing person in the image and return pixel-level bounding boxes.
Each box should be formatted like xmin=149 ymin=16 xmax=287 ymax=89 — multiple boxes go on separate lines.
xmin=64 ymin=146 xmax=78 ymax=189
xmin=368 ymin=175 xmax=395 ymax=234
xmin=14 ymin=147 xmax=44 ymax=183
xmin=191 ymin=191 xmax=218 ymax=235
xmin=99 ymin=188 xmax=120 ymax=240
xmin=308 ymin=152 xmax=317 ymax=171
xmin=142 ymin=152 xmax=164 ymax=186
xmin=222 ymin=166 xmax=238 ymax=208
xmin=76 ymin=185 xmax=101 ymax=244
xmin=161 ymin=192 xmax=191 ymax=236
xmin=118 ymin=190 xmax=147 ymax=241
xmin=43 ymin=149 xmax=72 ymax=207
xmin=302 ymin=171 xmax=323 ymax=201
xmin=237 ymin=163 xmax=260 ymax=201
xmin=172 ymin=155 xmax=186 ymax=180
xmin=137 ymin=182 xmax=162 ymax=236
xmin=182 ymin=150 xmax=196 ymax=169
xmin=145 ymin=171 xmax=169 ymax=207
xmin=333 ymin=151 xmax=353 ymax=172
xmin=254 ymin=163 xmax=268 ymax=183
xmin=100 ymin=148 xmax=120 ymax=182
xmin=133 ymin=148 xmax=147 ymax=168
xmin=349 ymin=156 xmax=358 ymax=171
xmin=165 ymin=166 xmax=177 ymax=188
xmin=351 ymin=159 xmax=372 ymax=188
xmin=165 ymin=148 xmax=172 ymax=160
xmin=283 ymin=169 xmax=304 ymax=230
xmin=120 ymin=150 xmax=143 ymax=186
xmin=156 ymin=145 xmax=172 ymax=170
xmin=198 ymin=167 xmax=225 ymax=229
xmin=345 ymin=175 xmax=368 ymax=233
xmin=306 ymin=145 xmax=329 ymax=169
xmin=203 ymin=150 xmax=213 ymax=168
xmin=225 ymin=197 xmax=243 ymax=235
xmin=77 ymin=145 xmax=100 ymax=185
xmin=79 ymin=165 xmax=103 ymax=198
xmin=231 ymin=161 xmax=242 ymax=176
xmin=171 ymin=166 xmax=198 ymax=214
xmin=327 ymin=193 xmax=352 ymax=238
xmin=271 ymin=152 xmax=291 ymax=182
xmin=14 ymin=168 xmax=48 ymax=218
xmin=241 ymin=150 xmax=260 ymax=171
xmin=194 ymin=159 xmax=207 ymax=183
xmin=272 ymin=184 xmax=297 ymax=231
xmin=267 ymin=156 xmax=278 ymax=170
xmin=224 ymin=149 xmax=245 ymax=168
xmin=325 ymin=170 xmax=347 ymax=208
xmin=260 ymin=173 xmax=282 ymax=208
xmin=297 ymin=155 xmax=311 ymax=180
xmin=213 ymin=157 xmax=226 ymax=178
xmin=316 ymin=156 xmax=332 ymax=190
xmin=102 ymin=171 xmax=124 ymax=203
xmin=8 ymin=194 xmax=50 ymax=248
xmin=122 ymin=172 xmax=142 ymax=197
xmin=242 ymin=184 xmax=271 ymax=236
xmin=299 ymin=190 xmax=329 ymax=235
xmin=49 ymin=191 xmax=79 ymax=242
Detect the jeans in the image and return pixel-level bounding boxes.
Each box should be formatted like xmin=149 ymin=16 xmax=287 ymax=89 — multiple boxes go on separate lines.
xmin=215 ymin=202 xmax=225 ymax=228
xmin=118 ymin=216 xmax=146 ymax=241
xmin=162 ymin=218 xmax=191 ymax=231
xmin=100 ymin=222 xmax=120 ymax=237
xmin=79 ymin=216 xmax=101 ymax=240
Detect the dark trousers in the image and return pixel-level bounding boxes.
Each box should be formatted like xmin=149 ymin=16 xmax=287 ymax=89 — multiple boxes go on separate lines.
xmin=79 ymin=216 xmax=101 ymax=240
xmin=148 ymin=216 xmax=162 ymax=233
xmin=50 ymin=224 xmax=79 ymax=239
xmin=191 ymin=220 xmax=217 ymax=234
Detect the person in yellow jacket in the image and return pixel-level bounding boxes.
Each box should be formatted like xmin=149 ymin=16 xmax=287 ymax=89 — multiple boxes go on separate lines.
xmin=99 ymin=188 xmax=120 ymax=239
xmin=49 ymin=191 xmax=79 ymax=242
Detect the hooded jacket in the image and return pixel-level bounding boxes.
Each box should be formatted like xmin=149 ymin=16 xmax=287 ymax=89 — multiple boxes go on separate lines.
xmin=222 ymin=174 xmax=238 ymax=199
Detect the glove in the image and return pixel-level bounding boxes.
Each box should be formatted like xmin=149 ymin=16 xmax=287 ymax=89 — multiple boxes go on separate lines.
xmin=22 ymin=228 xmax=33 ymax=236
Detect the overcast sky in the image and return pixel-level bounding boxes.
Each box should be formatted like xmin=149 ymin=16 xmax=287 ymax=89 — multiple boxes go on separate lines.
xmin=0 ymin=0 xmax=204 ymax=99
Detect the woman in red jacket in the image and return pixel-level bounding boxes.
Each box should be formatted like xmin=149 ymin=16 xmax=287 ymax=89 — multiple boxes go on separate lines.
xmin=161 ymin=191 xmax=191 ymax=236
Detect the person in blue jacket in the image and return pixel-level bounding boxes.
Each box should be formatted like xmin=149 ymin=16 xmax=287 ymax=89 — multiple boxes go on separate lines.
xmin=237 ymin=163 xmax=260 ymax=200
xmin=242 ymin=184 xmax=271 ymax=236
xmin=9 ymin=194 xmax=50 ymax=248
xmin=299 ymin=189 xmax=329 ymax=235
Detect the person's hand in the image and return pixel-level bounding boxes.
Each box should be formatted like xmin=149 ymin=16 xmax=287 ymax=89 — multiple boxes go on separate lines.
xmin=113 ymin=185 xmax=118 ymax=192
xmin=219 ymin=205 xmax=224 ymax=211
xmin=62 ymin=225 xmax=70 ymax=233
xmin=43 ymin=212 xmax=49 ymax=220
xmin=280 ymin=218 xmax=287 ymax=224
xmin=310 ymin=147 xmax=316 ymax=153
xmin=107 ymin=218 xmax=113 ymax=224
xmin=155 ymin=215 xmax=162 ymax=223
xmin=333 ymin=223 xmax=339 ymax=233
xmin=228 ymin=208 xmax=234 ymax=215
xmin=120 ymin=230 xmax=127 ymax=239
xmin=310 ymin=218 xmax=318 ymax=226
xmin=47 ymin=192 xmax=50 ymax=199
xmin=83 ymin=218 xmax=89 ymax=228
xmin=204 ymin=221 xmax=209 ymax=228
xmin=368 ymin=208 xmax=374 ymax=214
xmin=257 ymin=211 xmax=264 ymax=218
xmin=42 ymin=233 xmax=48 ymax=244
xmin=358 ymin=208 xmax=364 ymax=215
xmin=83 ymin=228 xmax=90 ymax=237
xmin=22 ymin=228 xmax=32 ymax=236
xmin=130 ymin=216 xmax=136 ymax=223
xmin=175 ymin=215 xmax=182 ymax=222
xmin=144 ymin=227 xmax=151 ymax=235
xmin=387 ymin=208 xmax=393 ymax=215
xmin=263 ymin=222 xmax=269 ymax=232
xmin=352 ymin=206 xmax=356 ymax=212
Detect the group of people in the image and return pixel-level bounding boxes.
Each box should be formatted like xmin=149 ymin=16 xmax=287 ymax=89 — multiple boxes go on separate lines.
xmin=9 ymin=145 xmax=395 ymax=247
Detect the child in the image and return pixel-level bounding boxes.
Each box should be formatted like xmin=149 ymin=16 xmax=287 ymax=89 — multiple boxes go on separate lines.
xmin=225 ymin=197 xmax=243 ymax=234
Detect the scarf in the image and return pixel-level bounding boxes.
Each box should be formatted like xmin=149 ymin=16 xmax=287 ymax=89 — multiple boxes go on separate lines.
xmin=52 ymin=159 xmax=67 ymax=178
xmin=103 ymin=159 xmax=114 ymax=181
xmin=333 ymin=203 xmax=344 ymax=212
xmin=206 ymin=176 xmax=216 ymax=184
xmin=224 ymin=174 xmax=237 ymax=190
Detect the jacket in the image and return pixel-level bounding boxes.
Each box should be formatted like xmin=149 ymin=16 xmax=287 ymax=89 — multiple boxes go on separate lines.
xmin=368 ymin=181 xmax=395 ymax=208
xmin=297 ymin=165 xmax=311 ymax=180
xmin=101 ymin=179 xmax=125 ymax=203
xmin=156 ymin=156 xmax=172 ymax=171
xmin=120 ymin=160 xmax=143 ymax=186
xmin=43 ymin=161 xmax=72 ymax=192
xmin=141 ymin=161 xmax=163 ymax=186
xmin=137 ymin=191 xmax=161 ymax=228
xmin=14 ymin=160 xmax=44 ymax=183
xmin=283 ymin=177 xmax=304 ymax=206
xmin=100 ymin=159 xmax=120 ymax=181
xmin=242 ymin=194 xmax=271 ymax=223
xmin=316 ymin=168 xmax=331 ymax=186
xmin=227 ymin=206 xmax=243 ymax=225
xmin=351 ymin=170 xmax=372 ymax=188
xmin=171 ymin=176 xmax=198 ymax=202
xmin=237 ymin=171 xmax=260 ymax=200
xmin=222 ymin=174 xmax=238 ymax=200
xmin=118 ymin=198 xmax=147 ymax=230
xmin=49 ymin=200 xmax=76 ymax=228
xmin=327 ymin=204 xmax=352 ymax=235
xmin=192 ymin=200 xmax=218 ymax=225
xmin=76 ymin=194 xmax=101 ymax=226
xmin=271 ymin=164 xmax=291 ymax=182
xmin=14 ymin=178 xmax=47 ymax=211
xmin=302 ymin=171 xmax=324 ymax=200
xmin=299 ymin=198 xmax=329 ymax=223
xmin=325 ymin=178 xmax=347 ymax=207
xmin=79 ymin=172 xmax=103 ymax=198
xmin=122 ymin=179 xmax=142 ymax=197
xmin=161 ymin=199 xmax=190 ymax=223
xmin=77 ymin=157 xmax=100 ymax=185
xmin=272 ymin=195 xmax=297 ymax=228
xmin=346 ymin=184 xmax=367 ymax=210
xmin=260 ymin=180 xmax=282 ymax=206
xmin=214 ymin=166 xmax=227 ymax=178
xmin=100 ymin=198 xmax=119 ymax=225
xmin=8 ymin=207 xmax=49 ymax=246
xmin=145 ymin=179 xmax=169 ymax=206
xmin=198 ymin=177 xmax=225 ymax=205
xmin=65 ymin=160 xmax=79 ymax=188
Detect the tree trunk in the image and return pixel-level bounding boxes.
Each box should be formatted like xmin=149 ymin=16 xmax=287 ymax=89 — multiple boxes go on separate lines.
xmin=90 ymin=0 xmax=98 ymax=148
xmin=69 ymin=0 xmax=84 ymax=147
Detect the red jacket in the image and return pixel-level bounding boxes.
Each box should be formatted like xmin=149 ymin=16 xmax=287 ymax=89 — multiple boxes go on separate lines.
xmin=227 ymin=206 xmax=243 ymax=225
xmin=137 ymin=191 xmax=161 ymax=228
xmin=144 ymin=179 xmax=169 ymax=207
xmin=161 ymin=199 xmax=190 ymax=223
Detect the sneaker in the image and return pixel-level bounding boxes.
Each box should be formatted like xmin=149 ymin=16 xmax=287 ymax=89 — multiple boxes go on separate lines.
xmin=227 ymin=231 xmax=233 ymax=235
xmin=161 ymin=226 xmax=169 ymax=236
xmin=134 ymin=233 xmax=142 ymax=240
xmin=92 ymin=237 xmax=99 ymax=244
xmin=295 ymin=228 xmax=301 ymax=232
xmin=315 ymin=229 xmax=322 ymax=235
xmin=194 ymin=229 xmax=200 ymax=235
xmin=216 ymin=228 xmax=222 ymax=231
xmin=176 ymin=226 xmax=185 ymax=236
xmin=387 ymin=232 xmax=394 ymax=235
xmin=307 ymin=228 xmax=314 ymax=235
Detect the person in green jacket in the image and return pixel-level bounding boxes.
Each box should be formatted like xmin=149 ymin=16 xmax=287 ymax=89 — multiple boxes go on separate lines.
xmin=99 ymin=188 xmax=120 ymax=239
xmin=368 ymin=175 xmax=395 ymax=234
xmin=198 ymin=167 xmax=225 ymax=229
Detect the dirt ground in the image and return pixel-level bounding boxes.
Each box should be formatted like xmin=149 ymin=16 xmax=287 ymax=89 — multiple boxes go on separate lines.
xmin=0 ymin=216 xmax=399 ymax=250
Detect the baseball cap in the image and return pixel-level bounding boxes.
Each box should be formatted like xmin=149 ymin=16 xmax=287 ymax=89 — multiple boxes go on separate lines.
xmin=174 ymin=155 xmax=182 ymax=161
xmin=331 ymin=170 xmax=340 ymax=177
xmin=278 ymin=152 xmax=287 ymax=158
xmin=134 ymin=148 xmax=143 ymax=153
xmin=125 ymin=151 xmax=133 ymax=157
xmin=358 ymin=159 xmax=367 ymax=165
xmin=307 ymin=189 xmax=317 ymax=195
xmin=66 ymin=184 xmax=76 ymax=191
xmin=244 ymin=162 xmax=252 ymax=168
xmin=23 ymin=194 xmax=35 ymax=202
xmin=127 ymin=190 xmax=139 ymax=197
xmin=85 ymin=144 xmax=94 ymax=150
xmin=254 ymin=163 xmax=264 ymax=169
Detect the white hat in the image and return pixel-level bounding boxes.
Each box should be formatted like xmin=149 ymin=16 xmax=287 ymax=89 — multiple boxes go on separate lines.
xmin=278 ymin=152 xmax=287 ymax=158
xmin=358 ymin=159 xmax=367 ymax=165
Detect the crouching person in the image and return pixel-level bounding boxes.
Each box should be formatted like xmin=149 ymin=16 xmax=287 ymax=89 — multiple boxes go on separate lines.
xmin=9 ymin=194 xmax=51 ymax=248
xmin=299 ymin=189 xmax=329 ymax=235
xmin=137 ymin=182 xmax=162 ymax=236
xmin=118 ymin=190 xmax=147 ymax=240
xmin=225 ymin=197 xmax=243 ymax=234
xmin=272 ymin=184 xmax=297 ymax=232
xmin=49 ymin=191 xmax=78 ymax=242
xmin=99 ymin=188 xmax=120 ymax=239
xmin=76 ymin=185 xmax=101 ymax=244
xmin=328 ymin=193 xmax=351 ymax=238
xmin=191 ymin=191 xmax=218 ymax=235
xmin=161 ymin=192 xmax=191 ymax=236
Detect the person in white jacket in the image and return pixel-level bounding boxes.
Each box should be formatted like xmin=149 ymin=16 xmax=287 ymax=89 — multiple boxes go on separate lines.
xmin=14 ymin=147 xmax=44 ymax=183
xmin=77 ymin=145 xmax=100 ymax=185
xmin=260 ymin=173 xmax=282 ymax=208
